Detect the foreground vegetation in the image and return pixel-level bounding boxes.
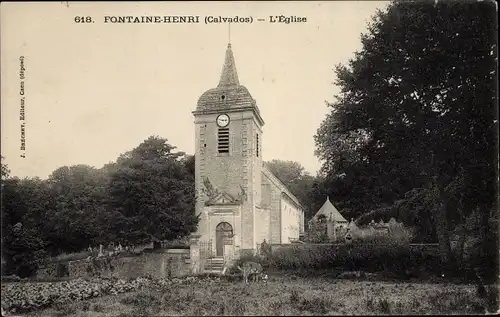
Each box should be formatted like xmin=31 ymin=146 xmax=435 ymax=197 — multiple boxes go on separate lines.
xmin=1 ymin=275 xmax=220 ymax=315
xmin=242 ymin=228 xmax=448 ymax=281
xmin=11 ymin=275 xmax=494 ymax=316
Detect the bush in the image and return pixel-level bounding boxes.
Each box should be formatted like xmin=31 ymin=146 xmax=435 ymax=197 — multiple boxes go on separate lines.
xmin=266 ymin=238 xmax=440 ymax=278
xmin=351 ymin=224 xmax=414 ymax=245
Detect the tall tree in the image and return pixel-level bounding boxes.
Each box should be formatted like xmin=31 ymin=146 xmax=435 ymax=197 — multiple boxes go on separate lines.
xmin=108 ymin=136 xmax=198 ymax=245
xmin=1 ymin=177 xmax=49 ymax=277
xmin=44 ymin=164 xmax=109 ymax=254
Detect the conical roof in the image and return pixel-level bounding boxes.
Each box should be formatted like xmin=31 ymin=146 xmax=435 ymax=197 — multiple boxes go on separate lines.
xmin=195 ymin=44 xmax=262 ymax=119
xmin=311 ymin=196 xmax=348 ymax=223
xmin=218 ymin=43 xmax=240 ymax=87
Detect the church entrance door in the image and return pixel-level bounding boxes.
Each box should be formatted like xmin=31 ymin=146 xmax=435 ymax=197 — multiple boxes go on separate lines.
xmin=215 ymin=222 xmax=233 ymax=257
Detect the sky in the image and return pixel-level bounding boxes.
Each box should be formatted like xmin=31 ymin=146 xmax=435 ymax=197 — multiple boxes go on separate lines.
xmin=1 ymin=1 xmax=390 ymax=179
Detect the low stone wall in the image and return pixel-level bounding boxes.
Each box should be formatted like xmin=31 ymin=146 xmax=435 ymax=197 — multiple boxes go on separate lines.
xmin=37 ymin=262 xmax=69 ymax=279
xmin=67 ymin=249 xmax=191 ymax=279
xmin=36 ymin=248 xmax=192 ymax=280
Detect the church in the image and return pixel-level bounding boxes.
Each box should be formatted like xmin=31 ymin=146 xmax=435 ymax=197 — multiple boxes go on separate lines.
xmin=192 ymin=43 xmax=305 ymax=258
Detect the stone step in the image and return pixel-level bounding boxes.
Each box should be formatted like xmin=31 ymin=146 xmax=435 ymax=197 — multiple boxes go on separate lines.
xmin=204 ymin=266 xmax=224 ymax=270
xmin=205 ymin=260 xmax=224 ymax=264
xmin=205 ymin=259 xmax=223 ymax=262
xmin=203 ymin=266 xmax=230 ymax=275
xmin=204 ymin=257 xmax=226 ymax=274
xmin=206 ymin=258 xmax=224 ymax=263
xmin=203 ymin=269 xmax=224 ymax=275
xmin=205 ymin=264 xmax=224 ymax=270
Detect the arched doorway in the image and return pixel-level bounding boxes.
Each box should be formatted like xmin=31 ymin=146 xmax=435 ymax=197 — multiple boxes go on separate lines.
xmin=215 ymin=222 xmax=233 ymax=256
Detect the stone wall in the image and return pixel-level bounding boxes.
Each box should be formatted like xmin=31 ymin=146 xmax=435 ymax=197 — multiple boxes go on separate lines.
xmin=37 ymin=248 xmax=192 ymax=280
xmin=36 ymin=262 xmax=69 ymax=279
xmin=269 ymin=186 xmax=282 ymax=244
xmin=254 ymin=206 xmax=271 ymax=246
xmin=281 ymin=196 xmax=301 ymax=243
xmin=68 ymin=249 xmax=190 ymax=279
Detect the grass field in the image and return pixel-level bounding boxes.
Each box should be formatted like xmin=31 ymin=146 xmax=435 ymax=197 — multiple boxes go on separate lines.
xmin=24 ymin=275 xmax=489 ymax=316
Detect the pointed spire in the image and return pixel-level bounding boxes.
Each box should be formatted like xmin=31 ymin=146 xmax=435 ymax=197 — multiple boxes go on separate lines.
xmin=218 ymin=43 xmax=240 ymax=87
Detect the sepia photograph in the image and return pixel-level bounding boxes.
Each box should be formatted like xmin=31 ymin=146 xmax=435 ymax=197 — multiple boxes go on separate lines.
xmin=1 ymin=1 xmax=498 ymax=316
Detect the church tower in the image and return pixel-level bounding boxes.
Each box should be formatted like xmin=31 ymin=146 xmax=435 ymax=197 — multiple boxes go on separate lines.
xmin=193 ymin=43 xmax=265 ymax=255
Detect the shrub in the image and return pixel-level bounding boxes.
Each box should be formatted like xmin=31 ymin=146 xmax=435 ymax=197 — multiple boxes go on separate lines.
xmin=378 ymin=298 xmax=391 ymax=314
xmin=351 ymin=225 xmax=414 ymax=245
xmin=266 ymin=237 xmax=440 ymax=278
xmin=290 ymin=289 xmax=300 ymax=303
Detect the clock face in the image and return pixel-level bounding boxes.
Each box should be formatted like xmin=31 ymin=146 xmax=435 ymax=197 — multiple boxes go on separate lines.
xmin=216 ymin=114 xmax=230 ymax=127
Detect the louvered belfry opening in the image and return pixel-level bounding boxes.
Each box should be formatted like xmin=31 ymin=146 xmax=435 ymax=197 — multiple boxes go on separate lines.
xmin=218 ymin=128 xmax=229 ymax=153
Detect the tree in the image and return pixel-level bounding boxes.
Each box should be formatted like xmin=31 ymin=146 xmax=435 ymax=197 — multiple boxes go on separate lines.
xmin=44 ymin=164 xmax=109 ymax=254
xmin=107 ymin=136 xmax=198 ymax=245
xmin=1 ymin=156 xmax=10 ymax=180
xmin=266 ymin=160 xmax=307 ymax=186
xmin=1 ymin=177 xmax=48 ymax=277
xmin=314 ymin=1 xmax=497 ymax=276
xmin=182 ymin=154 xmax=195 ymax=180
xmin=265 ymin=160 xmax=316 ymax=219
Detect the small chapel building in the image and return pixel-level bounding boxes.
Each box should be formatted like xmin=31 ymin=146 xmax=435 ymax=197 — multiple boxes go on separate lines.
xmin=308 ymin=196 xmax=353 ymax=242
xmin=192 ymin=43 xmax=305 ymax=259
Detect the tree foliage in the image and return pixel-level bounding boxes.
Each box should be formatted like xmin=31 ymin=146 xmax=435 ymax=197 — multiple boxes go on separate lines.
xmin=314 ymin=0 xmax=497 ymax=277
xmin=1 ymin=136 xmax=198 ymax=277
xmin=2 ymin=177 xmax=48 ymax=277
xmin=1 ymin=156 xmax=10 ymax=180
xmin=108 ymin=136 xmax=198 ymax=244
